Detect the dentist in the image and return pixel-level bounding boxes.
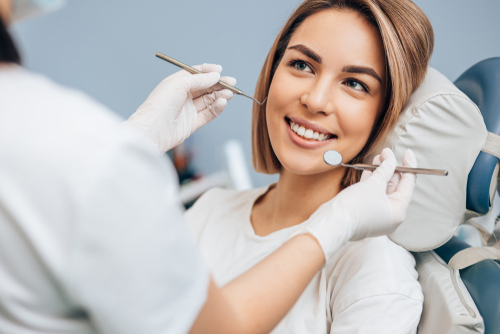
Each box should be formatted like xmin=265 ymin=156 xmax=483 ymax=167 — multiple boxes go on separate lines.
xmin=0 ymin=1 xmax=417 ymax=334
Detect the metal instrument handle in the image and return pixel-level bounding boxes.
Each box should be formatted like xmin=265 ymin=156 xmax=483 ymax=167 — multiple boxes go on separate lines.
xmin=346 ymin=164 xmax=448 ymax=176
xmin=155 ymin=52 xmax=242 ymax=94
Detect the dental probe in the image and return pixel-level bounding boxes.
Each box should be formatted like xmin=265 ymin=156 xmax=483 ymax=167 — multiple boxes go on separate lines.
xmin=323 ymin=150 xmax=448 ymax=176
xmin=155 ymin=52 xmax=268 ymax=106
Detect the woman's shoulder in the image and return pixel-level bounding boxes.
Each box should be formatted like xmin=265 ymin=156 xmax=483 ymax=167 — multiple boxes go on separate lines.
xmin=330 ymin=236 xmax=417 ymax=272
xmin=325 ymin=236 xmax=423 ymax=313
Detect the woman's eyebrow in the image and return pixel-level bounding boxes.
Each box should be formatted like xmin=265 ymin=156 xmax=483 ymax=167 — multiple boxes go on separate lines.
xmin=287 ymin=44 xmax=322 ymax=64
xmin=342 ymin=65 xmax=382 ymax=84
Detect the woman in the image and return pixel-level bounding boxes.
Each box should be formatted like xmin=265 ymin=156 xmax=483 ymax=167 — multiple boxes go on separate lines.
xmin=186 ymin=0 xmax=433 ymax=333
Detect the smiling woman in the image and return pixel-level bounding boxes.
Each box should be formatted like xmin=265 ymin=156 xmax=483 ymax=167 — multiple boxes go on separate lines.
xmin=254 ymin=0 xmax=433 ymax=188
xmin=185 ymin=0 xmax=433 ymax=333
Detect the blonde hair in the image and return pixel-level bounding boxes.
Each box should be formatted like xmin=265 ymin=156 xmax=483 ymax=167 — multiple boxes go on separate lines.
xmin=251 ymin=0 xmax=434 ymax=188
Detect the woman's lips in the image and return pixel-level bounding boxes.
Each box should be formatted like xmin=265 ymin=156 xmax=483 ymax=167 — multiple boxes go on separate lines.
xmin=287 ymin=116 xmax=334 ymax=136
xmin=285 ymin=118 xmax=337 ymax=149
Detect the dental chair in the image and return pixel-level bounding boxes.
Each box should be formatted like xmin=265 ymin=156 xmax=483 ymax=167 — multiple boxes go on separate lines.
xmin=412 ymin=58 xmax=500 ymax=334
xmin=432 ymin=58 xmax=500 ymax=334
xmin=366 ymin=57 xmax=500 ymax=333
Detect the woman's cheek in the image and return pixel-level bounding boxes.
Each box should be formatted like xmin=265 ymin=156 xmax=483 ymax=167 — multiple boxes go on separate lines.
xmin=270 ymin=71 xmax=302 ymax=108
xmin=265 ymin=91 xmax=285 ymax=158
xmin=266 ymin=72 xmax=298 ymax=135
xmin=337 ymin=99 xmax=378 ymax=158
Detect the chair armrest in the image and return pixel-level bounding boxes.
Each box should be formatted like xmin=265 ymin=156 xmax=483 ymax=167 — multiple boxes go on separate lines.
xmin=435 ymin=236 xmax=500 ymax=334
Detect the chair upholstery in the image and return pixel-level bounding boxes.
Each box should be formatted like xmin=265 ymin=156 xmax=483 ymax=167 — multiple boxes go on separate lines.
xmin=368 ymin=67 xmax=487 ymax=251
xmin=414 ymin=249 xmax=484 ymax=333
xmin=455 ymin=58 xmax=500 ymax=214
xmin=435 ymin=237 xmax=500 ymax=334
xmin=434 ymin=57 xmax=500 ymax=334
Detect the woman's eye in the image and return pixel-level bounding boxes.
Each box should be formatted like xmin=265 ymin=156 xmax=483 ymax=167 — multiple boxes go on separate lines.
xmin=292 ymin=60 xmax=312 ymax=73
xmin=345 ymin=79 xmax=367 ymax=92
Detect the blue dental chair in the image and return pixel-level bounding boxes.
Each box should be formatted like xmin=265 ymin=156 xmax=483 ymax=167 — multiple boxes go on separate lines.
xmin=434 ymin=57 xmax=500 ymax=334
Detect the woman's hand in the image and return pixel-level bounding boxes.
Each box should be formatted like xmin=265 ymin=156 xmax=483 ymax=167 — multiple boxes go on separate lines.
xmin=126 ymin=64 xmax=236 ymax=154
xmin=289 ymin=148 xmax=417 ymax=261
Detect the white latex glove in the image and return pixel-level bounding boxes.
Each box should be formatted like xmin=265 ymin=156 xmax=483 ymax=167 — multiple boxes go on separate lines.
xmin=126 ymin=64 xmax=236 ymax=154
xmin=290 ymin=148 xmax=417 ymax=261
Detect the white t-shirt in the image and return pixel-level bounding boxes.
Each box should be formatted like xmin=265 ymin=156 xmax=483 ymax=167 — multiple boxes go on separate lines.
xmin=0 ymin=65 xmax=208 ymax=334
xmin=186 ymin=186 xmax=424 ymax=334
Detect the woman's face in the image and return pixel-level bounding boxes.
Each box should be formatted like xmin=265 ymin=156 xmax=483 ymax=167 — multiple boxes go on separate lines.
xmin=266 ymin=9 xmax=386 ymax=175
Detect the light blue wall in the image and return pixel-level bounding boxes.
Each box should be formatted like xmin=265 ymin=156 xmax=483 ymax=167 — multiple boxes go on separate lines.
xmin=11 ymin=0 xmax=500 ymax=187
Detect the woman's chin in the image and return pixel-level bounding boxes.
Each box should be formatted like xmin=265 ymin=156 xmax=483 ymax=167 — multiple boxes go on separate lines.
xmin=279 ymin=158 xmax=334 ymax=176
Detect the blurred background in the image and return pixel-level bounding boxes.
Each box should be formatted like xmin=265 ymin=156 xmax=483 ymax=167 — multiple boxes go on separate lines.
xmin=9 ymin=0 xmax=500 ymax=242
xmin=11 ymin=0 xmax=500 ymax=188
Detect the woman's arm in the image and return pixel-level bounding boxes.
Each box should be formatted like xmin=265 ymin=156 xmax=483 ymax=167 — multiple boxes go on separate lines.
xmin=189 ymin=233 xmax=325 ymax=334
xmin=329 ymin=294 xmax=422 ymax=333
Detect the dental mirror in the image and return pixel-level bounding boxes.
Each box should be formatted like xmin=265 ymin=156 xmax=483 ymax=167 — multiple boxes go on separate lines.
xmin=323 ymin=150 xmax=448 ymax=176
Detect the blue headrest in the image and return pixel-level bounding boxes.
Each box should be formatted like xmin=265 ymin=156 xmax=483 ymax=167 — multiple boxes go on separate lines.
xmin=455 ymin=58 xmax=500 ymax=214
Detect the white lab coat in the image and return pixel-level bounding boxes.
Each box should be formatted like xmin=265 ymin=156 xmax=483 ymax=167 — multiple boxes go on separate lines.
xmin=0 ymin=65 xmax=208 ymax=334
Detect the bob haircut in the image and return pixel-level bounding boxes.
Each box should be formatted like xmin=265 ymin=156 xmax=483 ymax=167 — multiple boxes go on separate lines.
xmin=251 ymin=0 xmax=433 ymax=188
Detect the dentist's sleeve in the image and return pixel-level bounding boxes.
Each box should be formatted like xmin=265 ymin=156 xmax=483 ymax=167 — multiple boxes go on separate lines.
xmin=65 ymin=134 xmax=208 ymax=334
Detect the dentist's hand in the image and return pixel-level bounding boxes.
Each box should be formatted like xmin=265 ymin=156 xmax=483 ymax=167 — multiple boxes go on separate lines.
xmin=126 ymin=64 xmax=236 ymax=154
xmin=289 ymin=148 xmax=417 ymax=261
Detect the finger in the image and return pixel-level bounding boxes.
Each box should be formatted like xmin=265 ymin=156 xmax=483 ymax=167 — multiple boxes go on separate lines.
xmin=360 ymin=169 xmax=373 ymax=182
xmin=402 ymin=148 xmax=417 ymax=168
xmin=196 ymin=98 xmax=227 ymax=129
xmin=165 ymin=64 xmax=222 ymax=82
xmin=380 ymin=149 xmax=401 ymax=194
xmin=217 ymin=89 xmax=235 ymax=101
xmin=220 ymin=76 xmax=237 ymax=86
xmin=386 ymin=171 xmax=401 ymax=195
xmin=360 ymin=154 xmax=381 ymax=182
xmin=193 ymin=63 xmax=223 ymax=74
xmin=211 ymin=76 xmax=237 ymax=93
xmin=177 ymin=72 xmax=221 ymax=94
xmin=373 ymin=154 xmax=401 ymax=195
xmin=367 ymin=148 xmax=397 ymax=188
xmin=192 ymin=76 xmax=237 ymax=99
xmin=193 ymin=89 xmax=234 ymax=113
xmin=380 ymin=147 xmax=395 ymax=163
xmin=394 ymin=149 xmax=417 ymax=197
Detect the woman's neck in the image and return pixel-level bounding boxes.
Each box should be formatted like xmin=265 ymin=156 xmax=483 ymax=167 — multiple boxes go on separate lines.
xmin=251 ymin=167 xmax=345 ymax=236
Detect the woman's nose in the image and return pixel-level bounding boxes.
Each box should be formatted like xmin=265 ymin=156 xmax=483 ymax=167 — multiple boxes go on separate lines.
xmin=300 ymin=79 xmax=335 ymax=115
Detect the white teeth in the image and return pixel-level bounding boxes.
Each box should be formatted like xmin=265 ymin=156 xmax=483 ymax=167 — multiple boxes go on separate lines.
xmin=297 ymin=126 xmax=306 ymax=136
xmin=288 ymin=119 xmax=331 ymax=141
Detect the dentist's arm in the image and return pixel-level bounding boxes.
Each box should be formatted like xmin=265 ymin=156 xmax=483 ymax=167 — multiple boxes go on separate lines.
xmin=126 ymin=64 xmax=235 ymax=154
xmin=189 ymin=149 xmax=418 ymax=334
